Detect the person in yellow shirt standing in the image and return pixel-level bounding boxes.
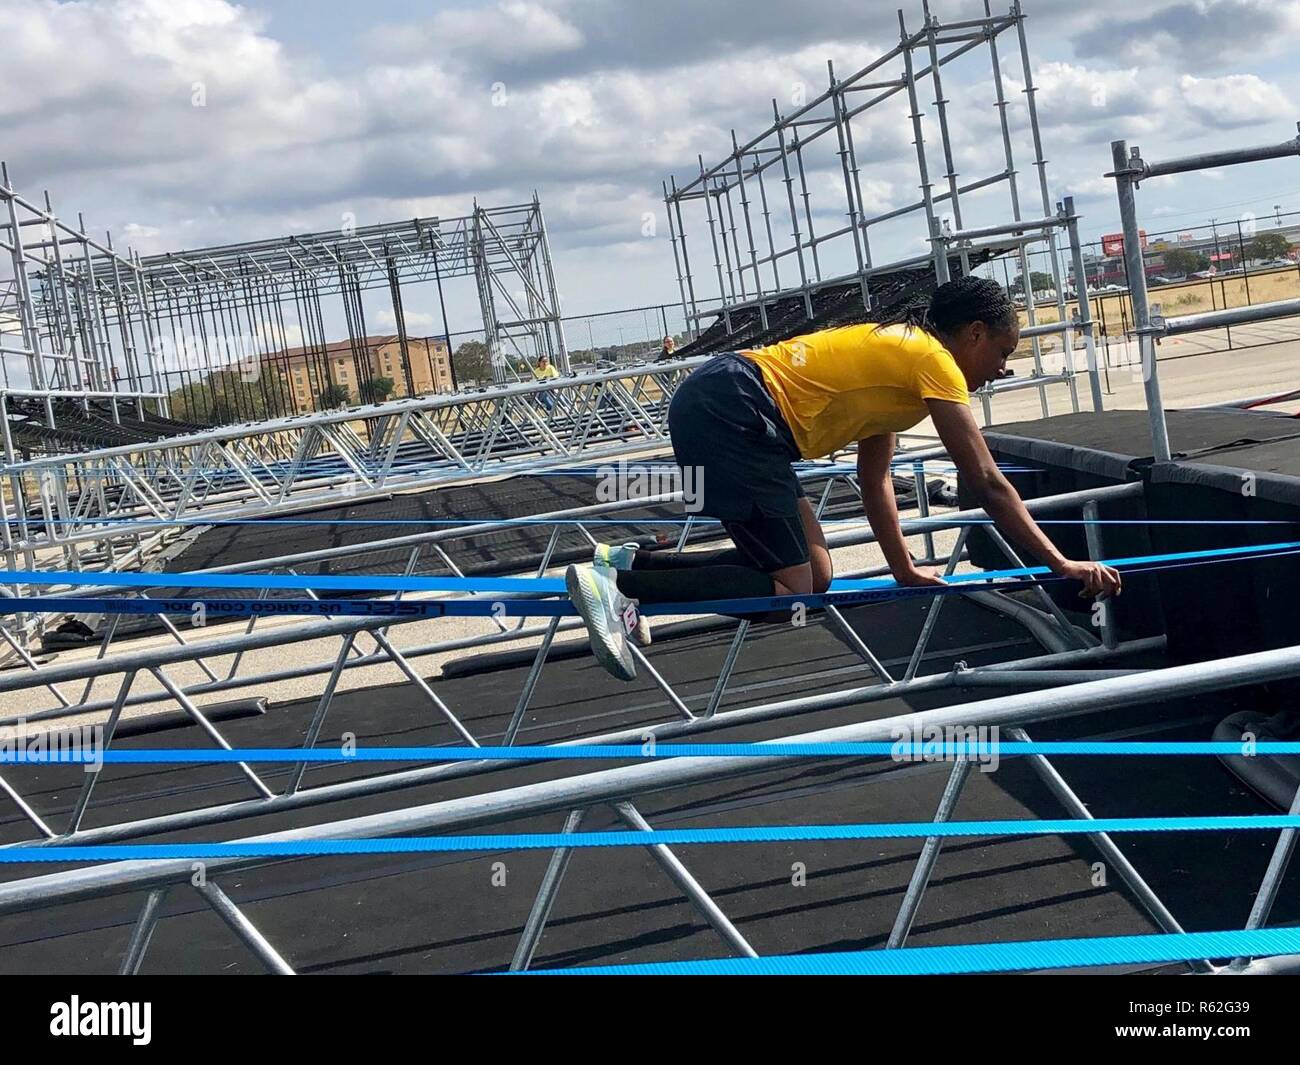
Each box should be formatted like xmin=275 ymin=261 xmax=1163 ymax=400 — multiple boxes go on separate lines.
xmin=531 ymin=353 xmax=560 ymax=416
xmin=565 ymin=276 xmax=1121 ymax=681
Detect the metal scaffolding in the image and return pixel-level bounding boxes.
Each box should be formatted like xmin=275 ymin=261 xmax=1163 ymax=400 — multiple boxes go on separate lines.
xmin=1 ymin=163 xmax=167 ymax=432
xmin=95 ymin=193 xmax=569 ymax=405
xmin=4 ymin=186 xmax=571 ymax=460
xmin=664 ymin=0 xmax=1094 ymax=422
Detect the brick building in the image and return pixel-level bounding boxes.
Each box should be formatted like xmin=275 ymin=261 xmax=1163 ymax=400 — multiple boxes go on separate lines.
xmin=261 ymin=335 xmax=453 ymax=411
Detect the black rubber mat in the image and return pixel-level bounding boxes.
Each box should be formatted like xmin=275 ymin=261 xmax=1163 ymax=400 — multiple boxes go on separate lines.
xmin=167 ymin=471 xmax=679 ymax=581
xmin=982 ymin=408 xmax=1300 ymax=481
xmin=162 ymin=467 xmax=919 ymax=589
xmin=1 ymin=595 xmax=1290 ymax=974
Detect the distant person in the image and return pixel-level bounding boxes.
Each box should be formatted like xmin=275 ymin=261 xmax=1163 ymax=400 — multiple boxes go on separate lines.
xmin=565 ymin=277 xmax=1122 ymax=681
xmin=532 ymin=354 xmax=560 ymax=415
xmin=656 ymin=336 xmax=678 ymax=362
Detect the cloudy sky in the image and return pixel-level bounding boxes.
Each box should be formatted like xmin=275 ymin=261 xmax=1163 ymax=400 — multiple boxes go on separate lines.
xmin=3 ymin=0 xmax=1299 ymax=338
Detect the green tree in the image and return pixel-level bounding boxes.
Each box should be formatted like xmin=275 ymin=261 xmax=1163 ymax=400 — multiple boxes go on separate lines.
xmin=1162 ymin=248 xmax=1210 ymax=275
xmin=1013 ymin=270 xmax=1055 ymax=295
xmin=318 ymin=383 xmax=352 ymax=409
xmin=166 ymin=365 xmax=291 ymax=426
xmin=360 ymin=376 xmax=396 ymax=404
xmin=452 ymin=340 xmax=493 ymax=384
xmin=1248 ymin=232 xmax=1293 ymax=261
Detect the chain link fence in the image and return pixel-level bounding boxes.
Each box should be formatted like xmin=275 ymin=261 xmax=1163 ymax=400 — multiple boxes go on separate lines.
xmin=974 ymin=211 xmax=1300 ymax=379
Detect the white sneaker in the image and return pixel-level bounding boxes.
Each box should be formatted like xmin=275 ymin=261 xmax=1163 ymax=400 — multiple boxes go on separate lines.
xmin=565 ymin=563 xmax=639 ymax=681
xmin=593 ymin=543 xmax=652 ymax=646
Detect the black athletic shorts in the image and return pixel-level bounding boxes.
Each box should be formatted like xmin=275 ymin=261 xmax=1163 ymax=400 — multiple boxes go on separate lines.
xmin=668 ymin=352 xmax=810 ymax=572
xmin=723 ymin=510 xmax=809 ymax=573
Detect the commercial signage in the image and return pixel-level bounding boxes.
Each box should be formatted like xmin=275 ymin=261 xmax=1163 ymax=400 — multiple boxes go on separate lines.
xmin=1102 ymin=231 xmax=1148 ymax=256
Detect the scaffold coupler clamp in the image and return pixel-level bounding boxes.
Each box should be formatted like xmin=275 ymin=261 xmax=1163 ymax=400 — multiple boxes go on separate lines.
xmin=1105 ymin=146 xmax=1148 ymax=189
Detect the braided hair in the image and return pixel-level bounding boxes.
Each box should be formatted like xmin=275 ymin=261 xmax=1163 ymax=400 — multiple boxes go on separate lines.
xmin=877 ymin=276 xmax=1017 ymax=339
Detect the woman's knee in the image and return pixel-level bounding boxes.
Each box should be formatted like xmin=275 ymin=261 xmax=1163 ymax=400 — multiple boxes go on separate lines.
xmin=801 ymin=538 xmax=832 ymax=595
xmin=772 ymin=563 xmax=813 ymax=597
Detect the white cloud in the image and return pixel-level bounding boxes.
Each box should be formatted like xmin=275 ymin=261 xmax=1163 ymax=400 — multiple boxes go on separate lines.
xmin=375 ymin=309 xmax=437 ymax=331
xmin=1179 ymin=74 xmax=1293 ymax=130
xmin=6 ymin=0 xmax=1300 ymax=318
xmin=370 ymin=1 xmax=585 ymax=64
xmin=1073 ymin=0 xmax=1300 ymax=69
xmin=1060 ymin=176 xmax=1115 ymax=200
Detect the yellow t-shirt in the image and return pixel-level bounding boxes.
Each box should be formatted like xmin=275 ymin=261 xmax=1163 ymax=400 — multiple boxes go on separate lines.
xmin=743 ymin=323 xmax=970 ymax=458
xmin=532 ymin=364 xmax=560 ymax=381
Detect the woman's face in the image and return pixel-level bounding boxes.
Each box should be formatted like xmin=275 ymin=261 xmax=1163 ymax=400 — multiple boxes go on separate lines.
xmin=949 ymin=319 xmax=1020 ymax=390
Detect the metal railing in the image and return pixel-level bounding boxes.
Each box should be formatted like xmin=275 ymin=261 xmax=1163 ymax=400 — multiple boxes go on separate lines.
xmin=1106 ymin=124 xmax=1300 ymax=461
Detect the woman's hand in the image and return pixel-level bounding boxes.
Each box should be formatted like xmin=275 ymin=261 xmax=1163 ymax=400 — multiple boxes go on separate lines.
xmin=1052 ymin=559 xmax=1123 ymax=599
xmin=895 ymin=564 xmax=947 ymax=588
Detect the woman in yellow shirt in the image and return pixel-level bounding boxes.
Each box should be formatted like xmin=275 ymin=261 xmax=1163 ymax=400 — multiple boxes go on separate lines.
xmin=566 ymin=276 xmax=1121 ymax=681
xmin=531 ymin=354 xmax=560 ymax=415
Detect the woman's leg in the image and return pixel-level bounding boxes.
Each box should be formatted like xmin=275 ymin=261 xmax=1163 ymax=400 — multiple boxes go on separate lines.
xmin=626 ymin=546 xmax=747 ymax=571
xmin=614 ymin=505 xmax=813 ymax=617
xmin=798 ymin=496 xmax=834 ymax=594
xmin=755 ymin=499 xmax=830 ymax=610
xmin=614 ymin=555 xmax=775 ymax=605
xmin=569 ymin=355 xmax=800 ymax=679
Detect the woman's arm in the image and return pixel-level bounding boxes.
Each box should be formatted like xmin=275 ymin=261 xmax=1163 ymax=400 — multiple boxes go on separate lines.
xmin=857 ymin=433 xmax=944 ymax=586
xmin=926 ymin=399 xmax=1122 ymax=598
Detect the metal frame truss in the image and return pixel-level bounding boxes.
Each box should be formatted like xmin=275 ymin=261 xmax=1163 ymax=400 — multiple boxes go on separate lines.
xmin=0 ymin=361 xmax=701 ymax=576
xmin=5 ymin=183 xmax=571 ymax=451
xmin=5 ymin=474 xmax=1281 ymax=976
